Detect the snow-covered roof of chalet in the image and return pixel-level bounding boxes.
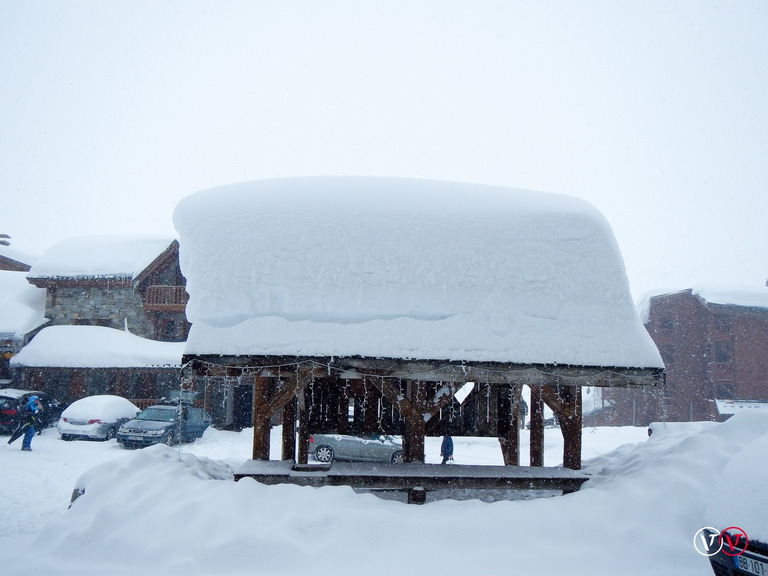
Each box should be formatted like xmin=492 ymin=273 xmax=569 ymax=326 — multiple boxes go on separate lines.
xmin=10 ymin=326 xmax=184 ymax=368
xmin=27 ymin=235 xmax=176 ymax=281
xmin=174 ymin=176 xmax=663 ymax=369
xmin=0 ymin=270 xmax=47 ymax=338
xmin=0 ymin=244 xmax=38 ymax=269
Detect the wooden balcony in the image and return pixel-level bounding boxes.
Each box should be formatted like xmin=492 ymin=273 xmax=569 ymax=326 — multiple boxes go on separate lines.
xmin=144 ymin=285 xmax=189 ymax=312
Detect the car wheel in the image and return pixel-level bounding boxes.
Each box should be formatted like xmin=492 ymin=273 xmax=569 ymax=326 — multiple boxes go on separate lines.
xmin=165 ymin=432 xmax=175 ymax=446
xmin=315 ymin=445 xmax=334 ymax=463
xmin=105 ymin=427 xmax=116 ymax=441
xmin=61 ymin=434 xmax=73 ymax=441
xmin=391 ymin=450 xmax=403 ymax=464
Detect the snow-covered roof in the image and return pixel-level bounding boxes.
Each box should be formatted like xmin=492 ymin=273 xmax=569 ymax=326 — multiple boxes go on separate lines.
xmin=10 ymin=326 xmax=184 ymax=368
xmin=638 ymin=285 xmax=768 ymax=323
xmin=693 ymin=285 xmax=768 ymax=309
xmin=27 ymin=235 xmax=175 ymax=281
xmin=715 ymin=399 xmax=768 ymax=417
xmin=173 ymin=176 xmax=663 ymax=369
xmin=0 ymin=270 xmax=47 ymax=338
xmin=0 ymin=244 xmax=37 ymax=269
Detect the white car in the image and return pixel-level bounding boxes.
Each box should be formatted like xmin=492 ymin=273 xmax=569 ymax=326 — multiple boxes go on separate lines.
xmin=58 ymin=395 xmax=140 ymax=441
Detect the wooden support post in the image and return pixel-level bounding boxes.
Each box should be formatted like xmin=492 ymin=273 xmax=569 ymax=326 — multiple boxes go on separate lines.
xmin=337 ymin=387 xmax=349 ymax=434
xmin=281 ymin=397 xmax=296 ymax=461
xmin=497 ymin=384 xmax=520 ymax=466
xmin=559 ymin=386 xmax=582 ymax=470
xmin=529 ymin=385 xmax=544 ymax=467
xmin=296 ymin=387 xmax=310 ymax=465
xmin=402 ymin=381 xmax=426 ymax=463
xmin=252 ymin=376 xmax=271 ymax=461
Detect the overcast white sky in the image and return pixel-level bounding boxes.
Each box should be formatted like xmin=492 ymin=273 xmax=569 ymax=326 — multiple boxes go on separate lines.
xmin=2 ymin=1 xmax=767 ymax=301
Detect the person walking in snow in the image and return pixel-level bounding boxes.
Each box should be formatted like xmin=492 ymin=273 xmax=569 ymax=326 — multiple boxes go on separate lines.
xmin=8 ymin=395 xmax=43 ymax=451
xmin=440 ymin=434 xmax=454 ymax=464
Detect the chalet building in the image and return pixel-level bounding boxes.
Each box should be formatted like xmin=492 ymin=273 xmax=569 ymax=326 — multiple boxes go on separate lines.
xmin=8 ymin=236 xmax=190 ymax=405
xmin=600 ymin=288 xmax=768 ymax=424
xmin=174 ymin=177 xmax=664 ymax=471
xmin=26 ymin=236 xmax=190 ymax=342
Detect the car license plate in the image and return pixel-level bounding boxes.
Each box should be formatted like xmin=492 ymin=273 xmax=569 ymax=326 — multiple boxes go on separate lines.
xmin=736 ymin=554 xmax=768 ymax=576
xmin=127 ymin=435 xmax=143 ymax=441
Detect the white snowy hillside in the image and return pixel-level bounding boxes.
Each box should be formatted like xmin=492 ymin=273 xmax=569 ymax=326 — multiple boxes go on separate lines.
xmin=10 ymin=326 xmax=184 ymax=368
xmin=0 ymin=270 xmax=46 ymax=337
xmin=174 ymin=176 xmax=662 ymax=368
xmin=27 ymin=235 xmax=175 ymax=280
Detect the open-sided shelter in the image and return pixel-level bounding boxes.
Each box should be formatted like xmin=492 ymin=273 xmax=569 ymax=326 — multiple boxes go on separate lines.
xmin=175 ymin=177 xmax=663 ymax=469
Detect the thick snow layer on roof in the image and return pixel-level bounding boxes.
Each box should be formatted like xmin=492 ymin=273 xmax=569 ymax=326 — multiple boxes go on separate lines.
xmin=0 ymin=244 xmax=38 ymax=267
xmin=10 ymin=326 xmax=184 ymax=368
xmin=0 ymin=270 xmax=47 ymax=336
xmin=638 ymin=284 xmax=768 ymax=323
xmin=693 ymin=284 xmax=768 ymax=309
xmin=27 ymin=235 xmax=175 ymax=280
xmin=173 ymin=177 xmax=663 ymax=368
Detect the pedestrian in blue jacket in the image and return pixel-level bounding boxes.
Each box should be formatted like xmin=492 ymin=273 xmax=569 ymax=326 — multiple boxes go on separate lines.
xmin=19 ymin=396 xmax=43 ymax=451
xmin=440 ymin=434 xmax=454 ymax=464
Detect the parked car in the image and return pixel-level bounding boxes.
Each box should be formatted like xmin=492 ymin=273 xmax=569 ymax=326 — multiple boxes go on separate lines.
xmin=703 ymin=527 xmax=768 ymax=576
xmin=0 ymin=388 xmax=64 ymax=433
xmin=116 ymin=404 xmax=212 ymax=449
xmin=58 ymin=395 xmax=140 ymax=441
xmin=310 ymin=433 xmax=403 ymax=464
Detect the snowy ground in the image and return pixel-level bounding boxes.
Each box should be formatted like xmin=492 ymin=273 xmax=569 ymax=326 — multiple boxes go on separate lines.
xmin=1 ymin=415 xmax=766 ymax=576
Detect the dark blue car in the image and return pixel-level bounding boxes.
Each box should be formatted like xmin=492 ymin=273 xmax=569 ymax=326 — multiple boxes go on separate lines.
xmin=116 ymin=404 xmax=211 ymax=449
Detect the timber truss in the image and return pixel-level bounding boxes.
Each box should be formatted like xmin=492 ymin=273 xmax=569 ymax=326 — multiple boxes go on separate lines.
xmin=182 ymin=354 xmax=663 ymax=470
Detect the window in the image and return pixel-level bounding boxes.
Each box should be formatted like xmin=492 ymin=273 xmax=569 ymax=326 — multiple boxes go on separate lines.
xmin=715 ymin=382 xmax=735 ymax=399
xmin=713 ymin=342 xmax=733 ymax=363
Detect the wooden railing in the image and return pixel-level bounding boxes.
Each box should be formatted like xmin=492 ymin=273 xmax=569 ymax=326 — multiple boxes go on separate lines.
xmin=143 ymin=285 xmax=189 ymax=312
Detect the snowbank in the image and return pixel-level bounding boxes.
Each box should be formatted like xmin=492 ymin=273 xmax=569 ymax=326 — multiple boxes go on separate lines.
xmin=174 ymin=177 xmax=662 ymax=368
xmin=10 ymin=325 xmax=184 ymax=368
xmin=27 ymin=235 xmax=175 ymax=280
xmin=2 ymin=414 xmax=765 ymax=576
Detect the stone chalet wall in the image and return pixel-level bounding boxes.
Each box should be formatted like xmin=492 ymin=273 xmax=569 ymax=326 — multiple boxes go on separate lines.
xmin=47 ymin=284 xmax=155 ymax=339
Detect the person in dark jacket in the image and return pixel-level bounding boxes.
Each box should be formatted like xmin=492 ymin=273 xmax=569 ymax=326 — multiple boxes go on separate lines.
xmin=440 ymin=434 xmax=454 ymax=464
xmin=13 ymin=396 xmax=43 ymax=451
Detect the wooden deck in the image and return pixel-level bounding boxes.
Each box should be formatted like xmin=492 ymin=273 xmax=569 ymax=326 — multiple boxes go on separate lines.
xmin=234 ymin=460 xmax=590 ymax=503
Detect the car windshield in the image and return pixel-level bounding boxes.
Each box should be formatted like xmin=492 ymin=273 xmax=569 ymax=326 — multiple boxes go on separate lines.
xmin=136 ymin=408 xmax=176 ymax=422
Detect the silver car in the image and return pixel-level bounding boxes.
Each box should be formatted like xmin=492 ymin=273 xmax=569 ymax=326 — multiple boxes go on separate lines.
xmin=58 ymin=395 xmax=140 ymax=441
xmin=310 ymin=434 xmax=403 ymax=464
